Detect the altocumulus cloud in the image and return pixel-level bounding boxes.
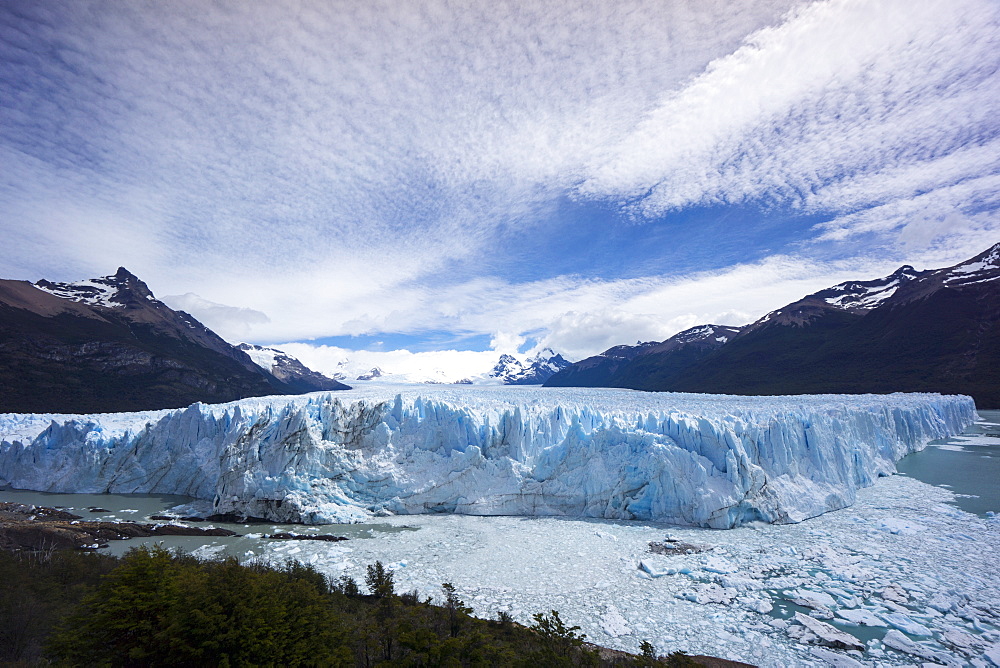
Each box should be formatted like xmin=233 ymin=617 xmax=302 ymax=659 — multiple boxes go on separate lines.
xmin=0 ymin=0 xmax=998 ymax=360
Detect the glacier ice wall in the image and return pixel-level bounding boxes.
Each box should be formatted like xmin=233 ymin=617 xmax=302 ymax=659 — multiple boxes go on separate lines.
xmin=0 ymin=387 xmax=977 ymax=528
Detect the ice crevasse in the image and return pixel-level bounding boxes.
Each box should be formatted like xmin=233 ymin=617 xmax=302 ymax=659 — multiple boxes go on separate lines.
xmin=0 ymin=386 xmax=977 ymax=528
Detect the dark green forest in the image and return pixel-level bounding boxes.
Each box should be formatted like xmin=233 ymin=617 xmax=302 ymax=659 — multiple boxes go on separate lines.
xmin=0 ymin=546 xmax=700 ymax=667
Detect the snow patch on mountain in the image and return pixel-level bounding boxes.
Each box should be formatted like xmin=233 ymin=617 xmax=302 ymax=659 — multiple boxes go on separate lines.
xmin=674 ymin=325 xmax=715 ymax=342
xmin=823 ymin=281 xmax=901 ymax=309
xmin=943 ymin=242 xmax=1000 ymax=285
xmin=238 ymin=343 xmax=280 ymax=371
xmin=0 ymin=386 xmax=975 ymax=529
xmin=33 ymin=268 xmax=152 ymax=309
xmin=33 ymin=278 xmax=118 ymax=307
xmin=488 ymin=348 xmax=572 ymax=384
xmin=355 ymin=367 xmax=384 ymax=381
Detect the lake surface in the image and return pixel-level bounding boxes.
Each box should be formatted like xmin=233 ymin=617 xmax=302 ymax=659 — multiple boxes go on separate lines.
xmin=0 ymin=487 xmax=415 ymax=558
xmin=895 ymin=408 xmax=1000 ymax=516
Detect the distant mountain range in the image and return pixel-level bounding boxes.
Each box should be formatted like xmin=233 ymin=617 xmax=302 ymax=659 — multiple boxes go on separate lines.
xmin=329 ymin=349 xmax=572 ymax=385
xmin=488 ymin=348 xmax=572 ymax=385
xmin=546 ymin=243 xmax=1000 ymax=408
xmin=0 ymin=268 xmax=348 ymax=413
xmin=236 ymin=343 xmax=350 ymax=393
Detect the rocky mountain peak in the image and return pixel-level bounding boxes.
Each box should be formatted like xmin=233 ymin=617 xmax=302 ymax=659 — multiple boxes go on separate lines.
xmin=490 ymin=349 xmax=572 ymax=385
xmin=356 ymin=367 xmax=383 ymax=381
xmin=34 ymin=267 xmax=156 ymax=309
xmin=238 ymin=343 xmax=349 ymax=392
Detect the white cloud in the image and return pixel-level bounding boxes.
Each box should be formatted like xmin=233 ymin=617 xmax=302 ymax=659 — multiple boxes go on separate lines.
xmin=269 ymin=252 xmax=917 ymax=361
xmin=579 ymin=0 xmax=1000 ymax=224
xmin=0 ymin=0 xmax=799 ymax=287
xmin=160 ymin=293 xmax=270 ymax=342
xmin=275 ymin=343 xmax=501 ymax=384
xmin=489 ymin=331 xmax=527 ymax=355
xmin=810 ymin=174 xmax=1000 ymax=259
xmin=1 ymin=0 xmax=998 ymax=361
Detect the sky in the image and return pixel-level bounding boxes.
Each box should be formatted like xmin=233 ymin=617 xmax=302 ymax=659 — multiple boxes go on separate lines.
xmin=2 ymin=0 xmax=999 ymax=377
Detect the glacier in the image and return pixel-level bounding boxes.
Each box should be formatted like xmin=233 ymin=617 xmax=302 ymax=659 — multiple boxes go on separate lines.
xmin=0 ymin=386 xmax=976 ymax=528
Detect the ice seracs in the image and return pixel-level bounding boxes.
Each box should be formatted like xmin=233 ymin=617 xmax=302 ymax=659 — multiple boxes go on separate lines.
xmin=0 ymin=386 xmax=975 ymax=529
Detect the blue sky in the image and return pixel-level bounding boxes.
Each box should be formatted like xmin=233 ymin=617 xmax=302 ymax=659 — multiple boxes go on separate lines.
xmin=2 ymin=0 xmax=999 ymax=372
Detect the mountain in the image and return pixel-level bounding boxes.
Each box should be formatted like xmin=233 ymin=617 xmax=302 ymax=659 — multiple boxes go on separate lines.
xmin=542 ymin=340 xmax=660 ymax=388
xmin=489 ymin=348 xmax=572 ymax=385
xmin=355 ymin=367 xmax=384 ymax=381
xmin=237 ymin=343 xmax=350 ymax=392
xmin=0 ymin=268 xmax=347 ymax=413
xmin=546 ymin=326 xmax=740 ymax=389
xmin=546 ymin=243 xmax=1000 ymax=408
xmin=741 ymin=264 xmax=929 ymax=334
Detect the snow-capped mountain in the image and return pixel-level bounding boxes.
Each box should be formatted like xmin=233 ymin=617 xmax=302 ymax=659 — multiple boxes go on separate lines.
xmin=547 ymin=243 xmax=1000 ymax=407
xmin=0 ymin=267 xmax=347 ymax=413
xmin=355 ymin=367 xmax=384 ymax=381
xmin=34 ymin=270 xmax=155 ymax=308
xmin=816 ymin=265 xmax=927 ymax=311
xmin=308 ymin=348 xmax=575 ymax=386
xmin=742 ymin=264 xmax=929 ymax=335
xmin=893 ymin=241 xmax=1000 ymax=300
xmin=488 ymin=348 xmax=572 ymax=385
xmin=237 ymin=343 xmax=349 ymax=392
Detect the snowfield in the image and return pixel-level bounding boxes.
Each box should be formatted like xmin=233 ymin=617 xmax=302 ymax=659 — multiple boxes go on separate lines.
xmin=0 ymin=386 xmax=976 ymax=528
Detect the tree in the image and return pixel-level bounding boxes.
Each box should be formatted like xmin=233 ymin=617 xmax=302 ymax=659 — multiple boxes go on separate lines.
xmin=440 ymin=582 xmax=473 ymax=638
xmin=333 ymin=574 xmax=360 ymax=597
xmin=525 ymin=610 xmax=593 ymax=667
xmin=365 ymin=561 xmax=395 ymax=598
xmin=529 ymin=610 xmax=586 ymax=646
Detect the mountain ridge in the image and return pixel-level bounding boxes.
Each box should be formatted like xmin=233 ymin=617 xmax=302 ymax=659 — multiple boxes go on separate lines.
xmin=237 ymin=343 xmax=350 ymax=393
xmin=0 ymin=268 xmax=348 ymax=413
xmin=546 ymin=243 xmax=1000 ymax=407
xmin=489 ymin=348 xmax=572 ymax=385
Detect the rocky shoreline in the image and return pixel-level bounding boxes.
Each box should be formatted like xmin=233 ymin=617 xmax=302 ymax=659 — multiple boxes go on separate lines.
xmin=0 ymin=501 xmax=241 ymax=551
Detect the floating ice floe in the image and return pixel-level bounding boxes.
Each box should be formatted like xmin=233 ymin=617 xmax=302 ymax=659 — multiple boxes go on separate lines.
xmin=877 ymin=518 xmax=928 ymax=535
xmin=834 ymin=608 xmax=886 ymax=627
xmin=881 ymin=611 xmax=933 ymax=637
xmin=791 ymin=612 xmax=865 ymax=651
xmin=881 ymin=629 xmax=953 ymax=663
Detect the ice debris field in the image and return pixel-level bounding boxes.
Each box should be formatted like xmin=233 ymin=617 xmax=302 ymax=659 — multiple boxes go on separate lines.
xmin=0 ymin=386 xmax=977 ymax=528
xmin=251 ymin=471 xmax=1000 ymax=667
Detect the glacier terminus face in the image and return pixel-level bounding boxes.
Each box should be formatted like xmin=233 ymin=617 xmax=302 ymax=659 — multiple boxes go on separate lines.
xmin=0 ymin=386 xmax=976 ymax=528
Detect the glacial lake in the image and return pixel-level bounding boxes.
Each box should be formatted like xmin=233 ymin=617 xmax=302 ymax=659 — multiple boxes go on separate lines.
xmin=895 ymin=408 xmax=1000 ymax=516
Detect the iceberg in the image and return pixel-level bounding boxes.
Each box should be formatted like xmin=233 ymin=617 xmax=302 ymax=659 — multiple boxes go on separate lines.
xmin=0 ymin=386 xmax=975 ymax=528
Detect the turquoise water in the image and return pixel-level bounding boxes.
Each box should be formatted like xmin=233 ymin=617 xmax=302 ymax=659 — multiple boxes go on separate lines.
xmin=895 ymin=409 xmax=1000 ymax=517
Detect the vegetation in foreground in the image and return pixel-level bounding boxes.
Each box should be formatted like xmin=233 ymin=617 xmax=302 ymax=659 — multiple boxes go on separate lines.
xmin=0 ymin=546 xmax=705 ymax=667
